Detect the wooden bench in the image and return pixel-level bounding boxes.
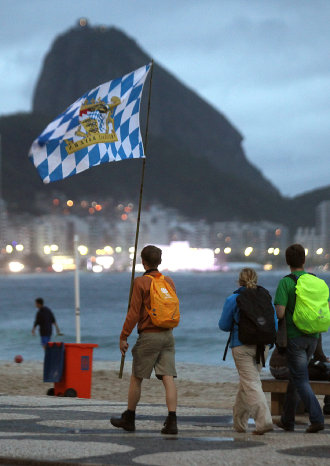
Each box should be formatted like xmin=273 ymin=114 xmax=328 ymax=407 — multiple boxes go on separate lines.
xmin=262 ymin=379 xmax=330 ymax=415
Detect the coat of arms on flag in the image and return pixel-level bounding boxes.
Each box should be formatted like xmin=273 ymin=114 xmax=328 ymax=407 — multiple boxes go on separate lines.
xmin=29 ymin=64 xmax=151 ymax=183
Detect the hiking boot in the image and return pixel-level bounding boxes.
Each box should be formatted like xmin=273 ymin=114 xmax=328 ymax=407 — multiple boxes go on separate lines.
xmin=305 ymin=423 xmax=324 ymax=433
xmin=110 ymin=410 xmax=135 ymax=432
xmin=275 ymin=420 xmax=294 ymax=432
xmin=161 ymin=414 xmax=178 ymax=435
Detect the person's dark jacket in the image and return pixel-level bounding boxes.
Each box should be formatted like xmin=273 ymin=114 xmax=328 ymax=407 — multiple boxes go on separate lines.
xmin=34 ymin=306 xmax=56 ymax=337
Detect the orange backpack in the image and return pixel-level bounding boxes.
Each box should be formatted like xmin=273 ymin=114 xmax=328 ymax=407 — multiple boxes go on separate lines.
xmin=145 ymin=274 xmax=180 ymax=328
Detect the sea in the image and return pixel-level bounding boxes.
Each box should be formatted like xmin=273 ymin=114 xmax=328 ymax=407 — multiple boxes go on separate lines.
xmin=0 ymin=271 xmax=330 ymax=368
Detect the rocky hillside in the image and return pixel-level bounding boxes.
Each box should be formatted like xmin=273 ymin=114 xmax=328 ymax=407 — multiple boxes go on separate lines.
xmin=0 ymin=22 xmax=328 ymax=231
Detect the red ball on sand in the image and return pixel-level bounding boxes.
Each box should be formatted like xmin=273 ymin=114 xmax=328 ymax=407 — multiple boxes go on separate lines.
xmin=14 ymin=355 xmax=23 ymax=363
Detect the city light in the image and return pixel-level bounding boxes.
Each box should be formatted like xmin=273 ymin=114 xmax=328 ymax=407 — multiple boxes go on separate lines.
xmin=128 ymin=247 xmax=135 ymax=253
xmin=244 ymin=247 xmax=253 ymax=257
xmin=273 ymin=248 xmax=280 ymax=256
xmin=52 ymin=263 xmax=63 ymax=273
xmin=104 ymin=246 xmax=114 ymax=255
xmin=156 ymin=242 xmax=215 ymax=272
xmin=67 ymin=200 xmax=74 ymax=207
xmin=305 ymin=248 xmax=309 ymax=256
xmin=264 ymin=264 xmax=273 ymax=272
xmin=264 ymin=264 xmax=273 ymax=271
xmin=16 ymin=244 xmax=24 ymax=252
xmin=8 ymin=261 xmax=24 ymax=273
xmin=214 ymin=248 xmax=221 ymax=254
xmin=96 ymin=256 xmax=114 ymax=270
xmin=224 ymin=247 xmax=231 ymax=254
xmin=43 ymin=245 xmax=51 ymax=254
xmin=50 ymin=244 xmax=59 ymax=252
xmin=316 ymin=248 xmax=324 ymax=255
xmin=92 ymin=264 xmax=103 ymax=273
xmin=78 ymin=245 xmax=88 ymax=255
xmin=268 ymin=247 xmax=274 ymax=254
xmin=52 ymin=256 xmax=75 ymax=270
xmin=6 ymin=245 xmax=13 ymax=253
xmin=115 ymin=246 xmax=122 ymax=253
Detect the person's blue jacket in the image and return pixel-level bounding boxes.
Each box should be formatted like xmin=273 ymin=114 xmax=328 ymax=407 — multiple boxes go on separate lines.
xmin=219 ymin=286 xmax=278 ymax=348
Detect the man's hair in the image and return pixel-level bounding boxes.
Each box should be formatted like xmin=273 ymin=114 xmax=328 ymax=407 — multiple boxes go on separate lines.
xmin=35 ymin=297 xmax=44 ymax=305
xmin=285 ymin=244 xmax=305 ymax=268
xmin=141 ymin=245 xmax=162 ymax=268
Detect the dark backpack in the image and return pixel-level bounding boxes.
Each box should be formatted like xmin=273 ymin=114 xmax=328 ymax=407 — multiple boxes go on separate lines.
xmin=223 ymin=286 xmax=276 ymax=366
xmin=237 ymin=286 xmax=276 ymax=347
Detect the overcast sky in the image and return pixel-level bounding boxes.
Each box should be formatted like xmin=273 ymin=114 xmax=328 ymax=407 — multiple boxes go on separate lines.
xmin=1 ymin=0 xmax=329 ymax=197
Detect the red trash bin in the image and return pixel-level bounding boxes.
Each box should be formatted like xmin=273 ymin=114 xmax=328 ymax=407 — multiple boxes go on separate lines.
xmin=54 ymin=343 xmax=98 ymax=398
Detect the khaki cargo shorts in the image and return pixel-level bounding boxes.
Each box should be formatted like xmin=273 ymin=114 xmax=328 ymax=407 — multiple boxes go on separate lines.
xmin=131 ymin=330 xmax=177 ymax=380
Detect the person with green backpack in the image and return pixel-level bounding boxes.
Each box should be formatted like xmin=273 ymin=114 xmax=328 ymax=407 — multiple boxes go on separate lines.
xmin=274 ymin=244 xmax=330 ymax=433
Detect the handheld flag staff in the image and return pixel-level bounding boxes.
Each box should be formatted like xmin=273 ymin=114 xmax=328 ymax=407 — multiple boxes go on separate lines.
xmin=118 ymin=61 xmax=154 ymax=378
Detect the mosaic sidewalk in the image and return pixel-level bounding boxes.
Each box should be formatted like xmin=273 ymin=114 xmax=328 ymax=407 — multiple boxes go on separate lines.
xmin=0 ymin=395 xmax=329 ymax=465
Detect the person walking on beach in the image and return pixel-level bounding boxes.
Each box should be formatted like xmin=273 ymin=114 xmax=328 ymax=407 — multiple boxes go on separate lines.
xmin=219 ymin=268 xmax=277 ymax=435
xmin=32 ymin=298 xmax=62 ymax=349
xmin=110 ymin=245 xmax=179 ymax=434
xmin=274 ymin=244 xmax=327 ymax=433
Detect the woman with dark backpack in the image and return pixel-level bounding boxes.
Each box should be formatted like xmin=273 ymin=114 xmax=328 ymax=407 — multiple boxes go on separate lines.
xmin=219 ymin=268 xmax=278 ymax=435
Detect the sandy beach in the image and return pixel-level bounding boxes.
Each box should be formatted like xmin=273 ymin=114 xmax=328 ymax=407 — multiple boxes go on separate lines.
xmin=0 ymin=360 xmax=241 ymax=409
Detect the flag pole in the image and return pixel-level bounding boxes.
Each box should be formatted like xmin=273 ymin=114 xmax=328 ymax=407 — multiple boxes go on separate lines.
xmin=119 ymin=60 xmax=154 ymax=378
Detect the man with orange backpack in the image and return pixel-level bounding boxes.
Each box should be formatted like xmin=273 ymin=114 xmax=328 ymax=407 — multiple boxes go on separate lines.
xmin=110 ymin=245 xmax=180 ymax=434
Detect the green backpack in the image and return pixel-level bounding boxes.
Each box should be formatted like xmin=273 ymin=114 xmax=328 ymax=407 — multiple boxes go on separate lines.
xmin=287 ymin=273 xmax=330 ymax=334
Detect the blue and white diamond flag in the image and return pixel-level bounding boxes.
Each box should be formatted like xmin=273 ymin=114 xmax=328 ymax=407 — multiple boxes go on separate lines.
xmin=29 ymin=64 xmax=151 ymax=183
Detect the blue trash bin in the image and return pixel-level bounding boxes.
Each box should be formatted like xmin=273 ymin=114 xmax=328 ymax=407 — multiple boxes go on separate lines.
xmin=43 ymin=342 xmax=65 ymax=383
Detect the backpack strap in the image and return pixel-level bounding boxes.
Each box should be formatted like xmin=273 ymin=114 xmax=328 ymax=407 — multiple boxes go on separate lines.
xmin=284 ymin=274 xmax=298 ymax=315
xmin=223 ymin=290 xmax=241 ymax=361
xmin=285 ymin=273 xmax=298 ymax=283
xmin=223 ymin=322 xmax=234 ymax=361
xmin=285 ymin=272 xmax=315 ymax=282
xmin=256 ymin=344 xmax=266 ymax=367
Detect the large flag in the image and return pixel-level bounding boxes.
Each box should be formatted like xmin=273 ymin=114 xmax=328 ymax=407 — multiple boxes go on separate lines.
xmin=29 ymin=64 xmax=151 ymax=183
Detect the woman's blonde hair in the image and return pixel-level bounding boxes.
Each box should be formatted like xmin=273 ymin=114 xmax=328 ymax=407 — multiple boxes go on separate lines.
xmin=239 ymin=268 xmax=258 ymax=289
